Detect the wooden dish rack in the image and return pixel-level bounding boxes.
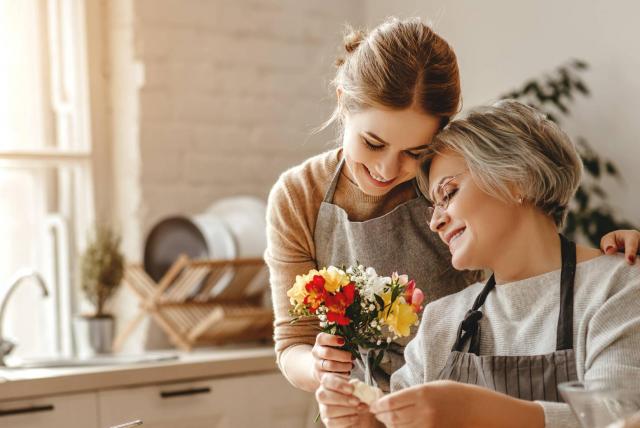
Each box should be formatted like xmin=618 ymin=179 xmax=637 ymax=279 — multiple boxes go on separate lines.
xmin=113 ymin=255 xmax=274 ymax=352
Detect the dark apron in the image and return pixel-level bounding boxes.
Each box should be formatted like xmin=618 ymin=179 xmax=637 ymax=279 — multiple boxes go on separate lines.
xmin=314 ymin=157 xmax=471 ymax=392
xmin=437 ymin=234 xmax=579 ymax=402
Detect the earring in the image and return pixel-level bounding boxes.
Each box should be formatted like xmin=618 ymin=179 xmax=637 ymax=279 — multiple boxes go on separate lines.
xmin=517 ymin=196 xmax=524 ymax=204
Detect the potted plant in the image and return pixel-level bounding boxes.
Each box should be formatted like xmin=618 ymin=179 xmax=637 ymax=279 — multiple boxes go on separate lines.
xmin=75 ymin=225 xmax=125 ymax=356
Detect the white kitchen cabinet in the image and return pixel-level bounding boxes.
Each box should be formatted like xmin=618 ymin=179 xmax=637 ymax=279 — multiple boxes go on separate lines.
xmin=99 ymin=371 xmax=315 ymax=428
xmin=0 ymin=392 xmax=98 ymax=428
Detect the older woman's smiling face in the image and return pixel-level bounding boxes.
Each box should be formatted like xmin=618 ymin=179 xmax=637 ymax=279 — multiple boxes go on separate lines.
xmin=427 ymin=151 xmax=523 ymax=271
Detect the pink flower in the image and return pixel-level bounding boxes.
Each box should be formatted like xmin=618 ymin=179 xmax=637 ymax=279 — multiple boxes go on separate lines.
xmin=411 ymin=288 xmax=424 ymax=312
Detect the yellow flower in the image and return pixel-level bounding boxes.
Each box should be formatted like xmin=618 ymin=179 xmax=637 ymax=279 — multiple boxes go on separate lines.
xmin=318 ymin=266 xmax=350 ymax=293
xmin=287 ymin=269 xmax=320 ymax=306
xmin=378 ymin=292 xmax=418 ymax=337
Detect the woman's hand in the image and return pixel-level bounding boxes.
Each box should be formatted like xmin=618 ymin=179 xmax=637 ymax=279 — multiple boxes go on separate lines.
xmin=369 ymin=381 xmax=467 ymax=428
xmin=369 ymin=380 xmax=544 ymax=428
xmin=601 ymin=229 xmax=640 ymax=264
xmin=312 ymin=332 xmax=354 ymax=383
xmin=316 ymin=373 xmax=377 ymax=427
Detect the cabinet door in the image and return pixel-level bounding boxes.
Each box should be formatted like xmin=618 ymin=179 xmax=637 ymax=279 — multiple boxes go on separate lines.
xmin=99 ymin=371 xmax=315 ymax=428
xmin=0 ymin=392 xmax=98 ymax=428
xmin=233 ymin=372 xmax=316 ymax=428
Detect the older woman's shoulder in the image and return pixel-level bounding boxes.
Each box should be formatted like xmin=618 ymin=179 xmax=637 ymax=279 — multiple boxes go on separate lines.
xmin=575 ymin=253 xmax=640 ymax=296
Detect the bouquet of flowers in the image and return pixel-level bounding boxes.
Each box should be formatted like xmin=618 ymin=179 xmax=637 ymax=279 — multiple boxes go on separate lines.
xmin=287 ymin=264 xmax=424 ymax=369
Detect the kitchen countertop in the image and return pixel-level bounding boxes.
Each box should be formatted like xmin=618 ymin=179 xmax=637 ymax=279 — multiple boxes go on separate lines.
xmin=0 ymin=344 xmax=277 ymax=402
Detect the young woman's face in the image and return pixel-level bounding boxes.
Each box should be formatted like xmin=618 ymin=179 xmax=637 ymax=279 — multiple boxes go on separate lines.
xmin=427 ymin=151 xmax=522 ymax=271
xmin=342 ymin=107 xmax=441 ymax=196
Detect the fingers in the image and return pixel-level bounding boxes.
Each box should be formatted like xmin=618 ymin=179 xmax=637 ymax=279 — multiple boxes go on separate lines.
xmin=622 ymin=233 xmax=639 ymax=264
xmin=316 ymin=332 xmax=346 ymax=347
xmin=600 ymin=232 xmax=619 ymax=255
xmin=370 ymin=389 xmax=415 ymax=414
xmin=370 ymin=395 xmax=415 ymax=428
xmin=316 ymin=357 xmax=353 ymax=374
xmin=319 ymin=411 xmax=362 ymax=428
xmin=316 ymin=375 xmax=362 ymax=428
xmin=312 ymin=344 xmax=354 ymax=363
xmin=373 ymin=409 xmax=415 ymax=427
xmin=600 ymin=230 xmax=639 ymax=264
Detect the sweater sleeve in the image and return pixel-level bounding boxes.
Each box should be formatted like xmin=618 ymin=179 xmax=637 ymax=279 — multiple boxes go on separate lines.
xmin=539 ymin=263 xmax=640 ymax=428
xmin=265 ymin=172 xmax=320 ymax=371
xmin=582 ymin=265 xmax=640 ymax=388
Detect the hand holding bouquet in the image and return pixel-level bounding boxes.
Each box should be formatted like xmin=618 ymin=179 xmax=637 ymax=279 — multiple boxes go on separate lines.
xmin=287 ymin=265 xmax=424 ymax=369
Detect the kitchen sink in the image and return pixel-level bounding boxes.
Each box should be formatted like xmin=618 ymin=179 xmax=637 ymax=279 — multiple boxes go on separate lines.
xmin=3 ymin=352 xmax=179 ymax=369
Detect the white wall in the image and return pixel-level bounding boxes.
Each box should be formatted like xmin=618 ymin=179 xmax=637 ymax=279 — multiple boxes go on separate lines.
xmin=367 ymin=0 xmax=640 ymax=225
xmin=120 ymin=0 xmax=365 ymax=259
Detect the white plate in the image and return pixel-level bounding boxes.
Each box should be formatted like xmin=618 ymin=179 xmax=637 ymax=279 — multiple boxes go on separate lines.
xmin=205 ymin=196 xmax=268 ymax=297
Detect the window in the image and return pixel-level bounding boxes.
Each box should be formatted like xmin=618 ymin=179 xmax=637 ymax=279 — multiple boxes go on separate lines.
xmin=0 ymin=0 xmax=95 ymax=359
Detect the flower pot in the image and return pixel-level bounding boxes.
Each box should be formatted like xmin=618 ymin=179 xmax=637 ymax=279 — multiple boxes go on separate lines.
xmin=74 ymin=314 xmax=115 ymax=357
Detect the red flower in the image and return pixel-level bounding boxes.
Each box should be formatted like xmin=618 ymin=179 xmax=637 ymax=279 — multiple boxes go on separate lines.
xmin=326 ymin=311 xmax=351 ymax=325
xmin=324 ymin=282 xmax=356 ymax=326
xmin=303 ymin=275 xmax=326 ymax=313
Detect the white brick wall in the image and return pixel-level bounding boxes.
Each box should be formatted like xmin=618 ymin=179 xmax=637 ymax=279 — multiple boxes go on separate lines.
xmin=111 ymin=0 xmax=364 ymax=256
xmin=108 ymin=0 xmax=365 ymax=351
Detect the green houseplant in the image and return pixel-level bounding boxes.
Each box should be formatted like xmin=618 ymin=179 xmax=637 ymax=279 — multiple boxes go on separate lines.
xmin=75 ymin=225 xmax=125 ymax=356
xmin=501 ymin=60 xmax=637 ymax=245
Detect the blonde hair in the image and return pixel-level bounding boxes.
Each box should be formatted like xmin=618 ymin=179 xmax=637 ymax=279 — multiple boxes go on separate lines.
xmin=419 ymin=100 xmax=583 ymax=227
xmin=322 ymin=17 xmax=461 ymax=132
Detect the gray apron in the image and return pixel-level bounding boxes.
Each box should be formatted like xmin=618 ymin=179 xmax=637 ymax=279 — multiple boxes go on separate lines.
xmin=314 ymin=158 xmax=471 ymax=392
xmin=437 ymin=234 xmax=579 ymax=402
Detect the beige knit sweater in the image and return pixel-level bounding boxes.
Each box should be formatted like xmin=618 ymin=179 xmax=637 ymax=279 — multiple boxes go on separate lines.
xmin=265 ymin=148 xmax=418 ymax=364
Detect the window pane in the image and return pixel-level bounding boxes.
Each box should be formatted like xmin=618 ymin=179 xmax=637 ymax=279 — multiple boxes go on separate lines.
xmin=0 ymin=167 xmax=60 ymax=358
xmin=0 ymin=0 xmax=55 ymax=151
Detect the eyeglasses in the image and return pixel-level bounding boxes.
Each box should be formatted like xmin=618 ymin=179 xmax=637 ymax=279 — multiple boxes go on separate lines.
xmin=430 ymin=171 xmax=467 ymax=213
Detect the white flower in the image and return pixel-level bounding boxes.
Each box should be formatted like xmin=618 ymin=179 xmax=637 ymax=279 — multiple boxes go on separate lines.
xmin=369 ymin=304 xmax=376 ymax=311
xmin=387 ymin=337 xmax=392 ymax=343
xmin=376 ymin=340 xmax=382 ymax=345
xmin=370 ymin=320 xmax=377 ymax=328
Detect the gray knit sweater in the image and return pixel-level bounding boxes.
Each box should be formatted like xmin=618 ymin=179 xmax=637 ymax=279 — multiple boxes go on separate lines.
xmin=391 ymin=254 xmax=640 ymax=428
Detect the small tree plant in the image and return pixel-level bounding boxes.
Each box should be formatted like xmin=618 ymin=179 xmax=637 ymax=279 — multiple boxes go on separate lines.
xmin=79 ymin=225 xmax=125 ymax=317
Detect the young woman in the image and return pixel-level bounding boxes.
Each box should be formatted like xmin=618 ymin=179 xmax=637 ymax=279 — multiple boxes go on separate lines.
xmin=316 ymin=100 xmax=640 ymax=428
xmin=266 ymin=17 xmax=640 ymax=394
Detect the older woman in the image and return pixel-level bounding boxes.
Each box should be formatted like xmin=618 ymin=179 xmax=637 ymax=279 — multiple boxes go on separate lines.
xmin=316 ymin=100 xmax=640 ymax=428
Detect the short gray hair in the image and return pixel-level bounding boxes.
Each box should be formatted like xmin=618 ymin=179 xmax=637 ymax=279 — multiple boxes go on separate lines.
xmin=418 ymin=99 xmax=582 ymax=227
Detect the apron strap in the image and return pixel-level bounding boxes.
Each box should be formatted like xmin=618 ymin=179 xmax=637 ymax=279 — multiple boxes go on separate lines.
xmin=557 ymin=234 xmax=576 ymax=351
xmin=452 ymin=234 xmax=577 ymax=355
xmin=451 ymin=275 xmax=496 ymax=354
xmin=323 ymin=157 xmax=345 ymax=203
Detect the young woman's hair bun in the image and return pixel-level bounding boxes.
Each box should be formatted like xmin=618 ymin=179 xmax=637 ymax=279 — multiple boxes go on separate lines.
xmin=335 ymin=27 xmax=366 ymax=67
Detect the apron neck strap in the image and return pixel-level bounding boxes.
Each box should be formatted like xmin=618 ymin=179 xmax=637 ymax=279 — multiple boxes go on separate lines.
xmin=452 ymin=233 xmax=577 ymax=355
xmin=323 ymin=157 xmax=345 ymax=203
xmin=557 ymin=233 xmax=576 ymax=350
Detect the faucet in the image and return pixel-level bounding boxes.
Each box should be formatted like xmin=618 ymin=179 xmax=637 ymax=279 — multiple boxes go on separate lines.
xmin=0 ymin=270 xmax=49 ymax=366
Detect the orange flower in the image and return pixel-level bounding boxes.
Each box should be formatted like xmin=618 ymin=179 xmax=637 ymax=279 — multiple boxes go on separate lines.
xmin=303 ymin=275 xmax=327 ymax=313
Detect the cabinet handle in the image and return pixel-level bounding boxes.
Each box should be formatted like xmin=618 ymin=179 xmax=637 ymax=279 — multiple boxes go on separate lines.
xmin=0 ymin=404 xmax=55 ymax=417
xmin=160 ymin=387 xmax=211 ymax=399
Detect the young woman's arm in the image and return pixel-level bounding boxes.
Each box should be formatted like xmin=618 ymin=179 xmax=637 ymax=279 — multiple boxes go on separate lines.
xmin=266 ymin=173 xmax=352 ymax=391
